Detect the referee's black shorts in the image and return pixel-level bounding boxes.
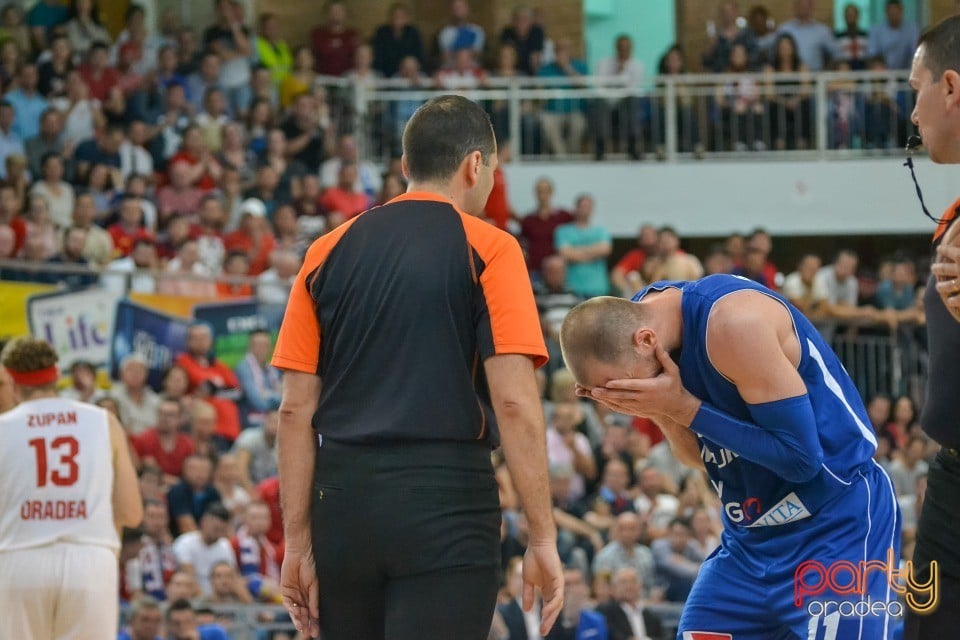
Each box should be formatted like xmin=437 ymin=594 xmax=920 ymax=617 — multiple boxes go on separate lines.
xmin=310 ymin=437 xmax=502 ymax=640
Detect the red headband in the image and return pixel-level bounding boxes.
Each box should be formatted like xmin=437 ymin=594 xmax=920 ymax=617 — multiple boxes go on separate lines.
xmin=5 ymin=366 xmax=60 ymax=387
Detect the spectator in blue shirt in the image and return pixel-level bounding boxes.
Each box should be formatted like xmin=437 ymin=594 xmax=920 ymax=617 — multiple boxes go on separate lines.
xmin=163 ymin=599 xmax=230 ymax=640
xmin=545 ymin=567 xmax=609 ymax=640
xmin=867 ymin=0 xmax=919 ymax=70
xmin=538 ymin=38 xmax=588 ymax=157
xmin=437 ymin=0 xmax=484 ymax=68
xmin=876 ymin=256 xmax=917 ymax=311
xmin=776 ymin=0 xmax=840 ymax=71
xmin=0 ymin=101 xmax=24 ymax=180
xmin=554 ymin=194 xmax=612 ymax=298
xmin=235 ymin=329 xmax=282 ymax=428
xmin=5 ymin=63 xmax=49 ymax=141
xmin=117 ymin=596 xmax=163 ymax=640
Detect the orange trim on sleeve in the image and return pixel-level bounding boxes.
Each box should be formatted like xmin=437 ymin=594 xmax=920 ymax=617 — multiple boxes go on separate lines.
xmin=933 ymin=197 xmax=960 ymax=243
xmin=460 ymin=213 xmax=549 ymax=369
xmin=270 ymin=216 xmax=365 ymax=375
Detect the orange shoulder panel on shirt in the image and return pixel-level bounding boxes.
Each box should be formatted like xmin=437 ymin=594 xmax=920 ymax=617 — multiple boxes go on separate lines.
xmin=459 ymin=211 xmax=549 ymax=369
xmin=933 ymin=197 xmax=960 ymax=243
xmin=270 ymin=215 xmax=365 ymax=375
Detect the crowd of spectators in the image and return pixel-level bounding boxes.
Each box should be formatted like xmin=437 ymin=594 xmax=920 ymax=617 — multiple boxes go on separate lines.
xmin=0 ymin=0 xmax=943 ymax=638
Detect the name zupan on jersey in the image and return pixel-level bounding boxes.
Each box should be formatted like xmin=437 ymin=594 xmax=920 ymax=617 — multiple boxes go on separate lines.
xmin=27 ymin=412 xmax=78 ymax=427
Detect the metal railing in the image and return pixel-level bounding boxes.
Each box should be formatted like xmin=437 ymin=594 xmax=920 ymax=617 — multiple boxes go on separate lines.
xmin=831 ymin=324 xmax=927 ymax=404
xmin=315 ymin=70 xmax=914 ymax=164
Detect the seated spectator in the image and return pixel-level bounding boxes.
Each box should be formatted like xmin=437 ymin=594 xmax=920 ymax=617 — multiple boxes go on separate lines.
xmin=889 ymin=434 xmax=929 ymax=499
xmin=203 ymin=0 xmax=253 ymax=118
xmin=309 ymin=0 xmax=359 ymax=77
xmin=867 ymin=393 xmax=894 ymax=438
xmin=634 ymin=467 xmax=679 ymax=540
xmin=537 ymin=38 xmax=587 ymax=157
xmin=46 ymin=225 xmax=98 ymax=288
xmin=583 ymin=458 xmax=635 ymax=534
xmin=279 ymin=46 xmax=316 ymax=110
xmin=216 ymin=123 xmax=256 ymax=190
xmin=193 ymin=194 xmax=227 ymax=273
xmin=650 ymin=518 xmax=702 ymax=602
xmin=547 ymin=401 xmax=597 ymax=504
xmin=5 ymin=64 xmax=48 ymax=141
xmin=127 ymin=500 xmax=177 ymax=602
xmin=70 ymin=193 xmax=114 ymax=268
xmin=320 ymin=133 xmax=382 ymax=200
xmin=73 ymin=126 xmax=124 ymax=184
xmin=169 ymin=455 xmax=222 ymax=537
xmin=544 ymin=567 xmax=608 ymax=640
xmin=344 ymin=42 xmax=381 ymax=94
xmin=689 ymin=507 xmax=720 ymax=559
xmin=702 ymin=0 xmax=760 ymax=72
xmin=715 ymin=42 xmax=764 ymax=152
xmin=118 ymin=173 xmax=157 ymax=232
xmin=592 ymin=34 xmax=645 ymax=160
xmin=157 ymin=160 xmax=205 ymax=225
xmin=112 ymin=352 xmax=160 ymax=436
xmin=520 ymin=177 xmax=573 ymax=274
xmin=216 ymin=251 xmax=252 ymax=297
xmin=175 ymin=322 xmax=240 ymax=393
xmin=158 ymin=237 xmax=217 ymax=297
xmin=235 ymin=329 xmax=281 ymax=425
xmin=151 ymin=82 xmax=192 ymax=166
xmin=593 ymin=511 xmax=656 ymax=592
xmin=165 ymin=571 xmax=201 ymax=604
xmin=554 ymin=194 xmax=612 ymax=298
xmin=231 ymin=501 xmax=281 ymax=601
xmin=168 ymin=125 xmax=222 ymax=192
xmin=186 ymin=53 xmax=221 ymax=115
xmin=255 ymin=475 xmax=283 ymax=546
xmin=610 ymin=223 xmax=659 ymax=297
xmin=645 ymin=226 xmax=703 ymax=282
xmin=30 ymin=152 xmax=74 ymax=228
xmin=101 ymin=236 xmax=157 ymax=295
xmin=23 ymin=193 xmax=61 ymax=260
xmin=108 ymin=195 xmax=150 ymax=258
xmin=535 ymin=255 xmax=582 ymax=373
xmin=436 ymin=46 xmax=486 ymax=90
xmin=547 ymin=368 xmax=605 ymax=446
xmin=78 ymin=41 xmax=120 ymax=102
xmin=0 ymin=224 xmax=15 ymax=264
xmin=204 ymin=561 xmax=253 ymax=605
xmin=244 ymin=165 xmax=282 ymax=219
xmin=372 ymin=3 xmax=424 ymax=79
xmin=133 ymin=398 xmax=195 ymax=483
xmin=0 ymin=101 xmax=23 ymax=180
xmin=732 ymin=244 xmax=773 ymax=288
xmin=782 ymin=253 xmax=828 ymax=318
xmin=188 ymin=397 xmax=233 ymax=457
xmin=59 ymin=360 xmax=102 ymax=403
xmin=25 ymin=108 xmax=66 ymax=179
xmin=233 ymin=409 xmax=278 ymax=489
xmin=163 ymin=598 xmax=231 ymax=640
xmin=59 ymin=70 xmax=99 ymax=148
xmin=196 ymin=88 xmax=229 ymax=153
xmin=320 ymin=161 xmax=369 ymax=225
xmin=212 ymin=452 xmax=250 ymax=518
xmin=119 ymin=120 xmax=153 ymax=182
xmin=496 ymin=557 xmax=542 ymax=640
xmin=876 ymin=255 xmax=917 ymax=311
xmin=223 ymin=198 xmax=275 ymax=275
xmin=500 ymin=6 xmax=544 ymax=75
xmin=257 ymin=248 xmax=301 ymax=305
xmin=437 ymin=0 xmax=484 ymax=68
xmin=117 ymin=596 xmax=164 ymax=640
xmin=281 ymin=93 xmax=326 ymax=174
xmin=815 ymin=249 xmax=878 ymax=339
xmin=66 ymin=0 xmax=110 ymax=57
xmin=597 ymin=567 xmax=665 ymax=640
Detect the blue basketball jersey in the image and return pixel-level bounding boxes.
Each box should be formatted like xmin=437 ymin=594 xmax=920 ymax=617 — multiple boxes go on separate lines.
xmin=633 ymin=275 xmax=879 ymax=543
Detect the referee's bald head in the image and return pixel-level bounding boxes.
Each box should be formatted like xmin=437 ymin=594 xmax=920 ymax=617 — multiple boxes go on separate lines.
xmin=401 ymin=95 xmax=496 ymax=183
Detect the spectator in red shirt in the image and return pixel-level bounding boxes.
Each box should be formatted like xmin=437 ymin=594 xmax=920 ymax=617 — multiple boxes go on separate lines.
xmin=256 ymin=476 xmax=283 ymax=546
xmin=310 ymin=0 xmax=359 ymax=77
xmin=0 ymin=184 xmax=25 ymax=253
xmin=216 ymin=251 xmax=254 ymax=298
xmin=78 ymin=41 xmax=120 ymax=102
xmin=747 ymin=227 xmax=779 ymax=290
xmin=174 ymin=322 xmax=241 ymax=394
xmin=108 ymin=195 xmax=151 ymax=257
xmin=168 ymin=125 xmax=222 ymax=192
xmin=519 ymin=176 xmax=573 ymax=273
xmin=483 ymin=139 xmax=512 ymax=230
xmin=320 ymin=161 xmax=369 ymax=227
xmin=223 ymin=198 xmax=275 ymax=275
xmin=610 ymin=223 xmax=659 ymax=296
xmin=132 ymin=397 xmax=196 ymax=484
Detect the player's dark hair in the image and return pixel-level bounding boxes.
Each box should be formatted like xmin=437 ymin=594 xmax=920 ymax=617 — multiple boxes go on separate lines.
xmin=402 ymin=95 xmax=495 ymax=183
xmin=918 ymin=15 xmax=960 ymax=80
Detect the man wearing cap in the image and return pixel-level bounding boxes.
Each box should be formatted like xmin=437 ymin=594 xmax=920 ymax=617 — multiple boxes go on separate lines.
xmin=224 ymin=198 xmax=276 ymax=276
xmin=0 ymin=336 xmax=142 ymax=638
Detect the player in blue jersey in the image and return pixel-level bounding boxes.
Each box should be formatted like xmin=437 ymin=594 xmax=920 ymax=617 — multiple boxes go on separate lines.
xmin=559 ymin=274 xmax=902 ymax=640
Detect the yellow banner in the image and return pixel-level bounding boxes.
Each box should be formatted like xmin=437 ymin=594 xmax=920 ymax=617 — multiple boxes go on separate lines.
xmin=128 ymin=292 xmax=220 ymax=319
xmin=0 ymin=282 xmax=57 ymax=338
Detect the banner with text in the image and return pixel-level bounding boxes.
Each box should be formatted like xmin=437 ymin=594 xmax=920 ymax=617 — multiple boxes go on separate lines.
xmin=193 ymin=300 xmax=286 ymax=369
xmin=27 ymin=288 xmax=121 ymax=369
xmin=111 ymin=300 xmax=192 ymax=389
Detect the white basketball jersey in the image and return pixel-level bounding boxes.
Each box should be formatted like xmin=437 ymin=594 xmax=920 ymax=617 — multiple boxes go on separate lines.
xmin=0 ymin=397 xmax=119 ymax=552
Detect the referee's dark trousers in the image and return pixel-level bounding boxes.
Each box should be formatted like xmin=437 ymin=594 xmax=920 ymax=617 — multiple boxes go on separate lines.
xmin=310 ymin=436 xmax=502 ymax=640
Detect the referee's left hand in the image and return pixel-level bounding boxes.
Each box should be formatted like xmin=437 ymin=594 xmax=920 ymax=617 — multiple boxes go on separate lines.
xmin=281 ymin=546 xmax=320 ymax=638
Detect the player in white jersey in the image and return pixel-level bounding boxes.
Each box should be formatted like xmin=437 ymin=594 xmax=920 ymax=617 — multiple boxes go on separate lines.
xmin=0 ymin=337 xmax=142 ymax=640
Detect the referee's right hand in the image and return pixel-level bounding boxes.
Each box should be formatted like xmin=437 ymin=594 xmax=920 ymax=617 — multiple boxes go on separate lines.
xmin=522 ymin=541 xmax=564 ymax=635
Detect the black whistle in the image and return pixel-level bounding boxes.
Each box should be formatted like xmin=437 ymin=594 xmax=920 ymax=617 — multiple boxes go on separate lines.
xmin=906 ymin=135 xmax=923 ymax=151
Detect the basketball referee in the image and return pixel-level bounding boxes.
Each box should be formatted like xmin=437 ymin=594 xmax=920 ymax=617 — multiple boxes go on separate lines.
xmin=906 ymin=15 xmax=960 ymax=639
xmin=271 ymin=95 xmax=564 ymax=640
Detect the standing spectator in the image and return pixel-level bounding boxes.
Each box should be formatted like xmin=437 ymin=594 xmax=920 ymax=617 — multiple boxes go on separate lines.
xmin=112 ymin=353 xmax=160 ymax=436
xmin=25 ymin=108 xmax=66 ymax=179
xmin=592 ymin=513 xmax=656 ymax=592
xmin=554 ymin=194 xmax=612 ymax=298
xmin=776 ymin=0 xmax=839 ymax=71
xmin=610 ymin=223 xmax=658 ymax=297
xmin=168 ymin=455 xmax=222 ymax=537
xmin=521 ymin=177 xmax=573 ymax=273
xmin=500 ymin=6 xmax=544 ymax=75
xmin=597 ymin=568 xmax=665 ymax=640
xmin=319 ymin=133 xmax=382 ymax=200
xmin=203 ymin=0 xmax=253 ymax=117
xmin=372 ymin=3 xmax=424 ymax=79
xmin=309 ymin=0 xmax=359 ymax=77
xmin=30 ymin=153 xmax=74 ymax=228
xmin=746 ymin=5 xmax=777 ymax=62
xmin=5 ymin=64 xmax=48 ymax=141
xmin=764 ymin=34 xmax=813 ymax=150
xmin=781 ymin=253 xmax=829 ymax=318
xmin=38 ymin=34 xmax=74 ymax=101
xmin=278 ymin=46 xmax=315 ymax=110
xmin=538 ymin=38 xmax=588 ymax=157
xmin=232 ymin=408 xmax=278 ymax=488
xmin=133 ymin=398 xmax=195 ymax=481
xmin=544 ymin=568 xmax=609 ymax=640
xmin=437 ymin=0 xmax=484 ymax=68
xmin=78 ymin=42 xmax=120 ymax=102
xmin=593 ymin=34 xmax=645 ymax=161
xmin=254 ymin=13 xmax=292 ymax=88
xmin=0 ymin=100 xmax=23 ymax=180
xmin=176 ymin=27 xmax=203 ymax=77
xmin=835 ymin=2 xmax=869 ymax=70
xmin=27 ymin=0 xmax=69 ymax=52
xmin=235 ymin=329 xmax=281 ymax=423
xmin=172 ymin=502 xmax=235 ymax=596
xmin=72 ymin=192 xmax=114 ymax=265
xmin=702 ymin=0 xmax=760 ymax=72
xmin=66 ymin=0 xmax=110 ymax=56
xmin=650 ymin=519 xmax=702 ymax=603
xmin=868 ymin=0 xmax=919 ymax=71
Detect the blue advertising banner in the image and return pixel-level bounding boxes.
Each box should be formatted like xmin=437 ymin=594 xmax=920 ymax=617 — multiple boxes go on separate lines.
xmin=193 ymin=300 xmax=286 ymax=370
xmin=111 ymin=300 xmax=191 ymax=390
